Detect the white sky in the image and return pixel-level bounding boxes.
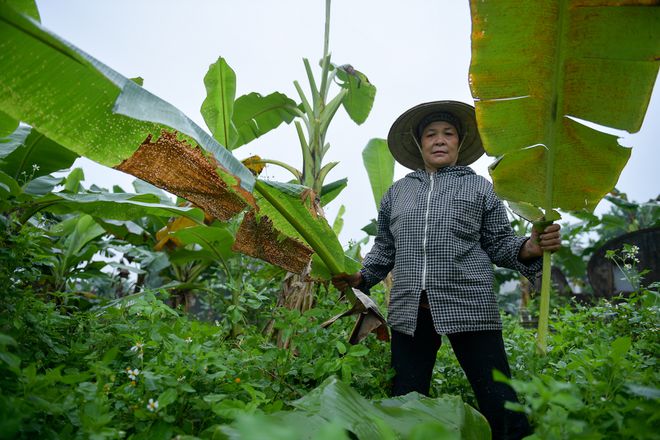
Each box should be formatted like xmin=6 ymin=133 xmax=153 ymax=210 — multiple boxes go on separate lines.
xmin=36 ymin=0 xmax=659 ymax=246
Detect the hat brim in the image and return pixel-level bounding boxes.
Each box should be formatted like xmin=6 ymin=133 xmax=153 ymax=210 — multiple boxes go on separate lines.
xmin=387 ymin=101 xmax=484 ymax=170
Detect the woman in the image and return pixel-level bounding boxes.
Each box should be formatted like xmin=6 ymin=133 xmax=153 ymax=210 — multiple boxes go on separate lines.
xmin=333 ymin=101 xmax=561 ymax=439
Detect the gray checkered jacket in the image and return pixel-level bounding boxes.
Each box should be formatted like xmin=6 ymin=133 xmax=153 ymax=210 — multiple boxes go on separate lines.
xmin=360 ymin=166 xmax=542 ymax=336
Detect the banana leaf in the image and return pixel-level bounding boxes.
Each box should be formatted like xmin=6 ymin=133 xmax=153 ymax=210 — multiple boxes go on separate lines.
xmin=469 ymin=0 xmax=659 ymax=353
xmin=336 ymin=65 xmax=377 ymax=125
xmin=220 ymin=376 xmax=491 ymax=438
xmin=201 ymin=57 xmax=239 ymax=149
xmin=21 ymin=191 xmax=206 ymax=224
xmin=0 ymin=125 xmax=79 ymax=179
xmin=319 ymin=178 xmax=348 ymax=206
xmin=289 ymin=377 xmax=490 ymax=439
xmin=362 ymin=138 xmax=394 ymax=210
xmin=170 ymin=225 xmax=234 ymax=261
xmin=240 ymin=180 xmax=356 ymax=280
xmin=0 ymin=110 xmax=18 ymax=137
xmin=0 ymin=3 xmax=254 ymax=197
xmin=232 ymin=91 xmax=298 ymax=149
xmin=201 ymin=57 xmax=298 ymax=151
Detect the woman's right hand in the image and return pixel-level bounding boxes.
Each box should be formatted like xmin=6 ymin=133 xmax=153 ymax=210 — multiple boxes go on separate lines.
xmin=331 ymin=272 xmax=362 ymax=292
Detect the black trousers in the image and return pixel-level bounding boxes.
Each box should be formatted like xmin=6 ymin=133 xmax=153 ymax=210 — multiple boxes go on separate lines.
xmin=391 ymin=307 xmax=532 ymax=440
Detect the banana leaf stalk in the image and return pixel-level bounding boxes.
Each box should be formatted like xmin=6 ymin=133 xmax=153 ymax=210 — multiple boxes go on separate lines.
xmin=533 ymin=216 xmax=556 ymax=354
xmin=537 ymin=250 xmax=552 ymax=353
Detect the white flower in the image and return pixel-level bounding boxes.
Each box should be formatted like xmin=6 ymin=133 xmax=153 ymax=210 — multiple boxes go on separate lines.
xmin=130 ymin=342 xmax=144 ymax=352
xmin=185 ymin=337 xmax=192 ymax=344
xmin=177 ymin=375 xmax=186 ymax=382
xmin=624 ymin=263 xmax=632 ymax=270
xmin=125 ymin=368 xmax=140 ymax=381
xmin=214 ymin=320 xmax=220 ymax=327
xmin=147 ymin=398 xmax=159 ymax=412
xmin=32 ymin=164 xmax=40 ymax=171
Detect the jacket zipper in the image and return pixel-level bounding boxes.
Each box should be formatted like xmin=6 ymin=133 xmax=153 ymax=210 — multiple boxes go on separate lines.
xmin=421 ymin=173 xmax=434 ymax=290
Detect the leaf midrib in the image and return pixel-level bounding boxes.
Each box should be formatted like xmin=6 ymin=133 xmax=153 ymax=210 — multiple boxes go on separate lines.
xmin=544 ymin=0 xmax=570 ymax=214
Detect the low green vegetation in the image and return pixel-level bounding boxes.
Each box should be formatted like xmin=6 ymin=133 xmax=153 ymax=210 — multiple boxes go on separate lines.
xmin=0 ymin=187 xmax=658 ymax=439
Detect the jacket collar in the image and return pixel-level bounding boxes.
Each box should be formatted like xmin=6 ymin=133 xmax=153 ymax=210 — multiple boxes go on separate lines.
xmin=405 ymin=166 xmax=475 ymax=181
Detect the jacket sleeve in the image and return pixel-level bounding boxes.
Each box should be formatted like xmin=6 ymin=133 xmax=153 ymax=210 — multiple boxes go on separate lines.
xmin=479 ymin=185 xmax=542 ymax=281
xmin=358 ymin=188 xmax=396 ymax=292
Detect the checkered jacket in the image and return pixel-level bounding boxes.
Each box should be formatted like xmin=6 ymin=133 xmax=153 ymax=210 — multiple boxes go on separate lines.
xmin=360 ymin=166 xmax=542 ymax=336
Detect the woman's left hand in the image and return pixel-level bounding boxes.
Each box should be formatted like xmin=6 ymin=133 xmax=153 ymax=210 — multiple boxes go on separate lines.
xmin=519 ymin=223 xmax=562 ymax=261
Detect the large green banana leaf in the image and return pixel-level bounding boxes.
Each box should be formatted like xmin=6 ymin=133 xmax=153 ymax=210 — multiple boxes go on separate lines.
xmin=201 ymin=57 xmax=239 ymax=149
xmin=28 ymin=192 xmax=205 ymax=223
xmin=292 ymin=377 xmax=489 ymax=439
xmin=470 ymin=1 xmax=658 ymax=212
xmin=469 ymin=0 xmax=659 ymax=352
xmin=336 ymin=65 xmax=377 ymax=125
xmin=232 ymin=92 xmax=298 ymax=149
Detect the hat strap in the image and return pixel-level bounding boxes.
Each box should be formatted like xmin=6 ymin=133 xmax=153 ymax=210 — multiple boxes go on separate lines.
xmin=410 ymin=128 xmax=424 ymax=155
xmin=457 ymin=129 xmax=466 ymax=154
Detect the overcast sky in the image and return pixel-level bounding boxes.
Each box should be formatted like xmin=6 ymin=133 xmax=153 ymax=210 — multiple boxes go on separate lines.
xmin=36 ymin=1 xmax=659 ymax=246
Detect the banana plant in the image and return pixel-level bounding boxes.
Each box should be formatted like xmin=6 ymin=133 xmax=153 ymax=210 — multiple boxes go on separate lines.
xmin=196 ymin=0 xmax=380 ymax=343
xmin=199 ymin=0 xmax=375 ymax=205
xmin=47 ymin=214 xmax=106 ymax=292
xmin=0 ymin=1 xmax=383 ymax=335
xmin=469 ymin=0 xmax=659 ymax=353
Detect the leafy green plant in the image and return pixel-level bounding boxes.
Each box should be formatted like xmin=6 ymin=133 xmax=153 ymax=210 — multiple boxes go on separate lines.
xmin=497 ymin=284 xmax=660 ymax=439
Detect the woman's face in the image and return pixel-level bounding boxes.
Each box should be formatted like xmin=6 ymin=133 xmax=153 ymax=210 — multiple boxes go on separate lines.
xmin=420 ymin=120 xmax=460 ymax=172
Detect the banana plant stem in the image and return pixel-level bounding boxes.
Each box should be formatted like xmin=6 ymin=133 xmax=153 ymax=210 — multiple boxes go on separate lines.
xmin=536 ymin=250 xmax=552 ymax=354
